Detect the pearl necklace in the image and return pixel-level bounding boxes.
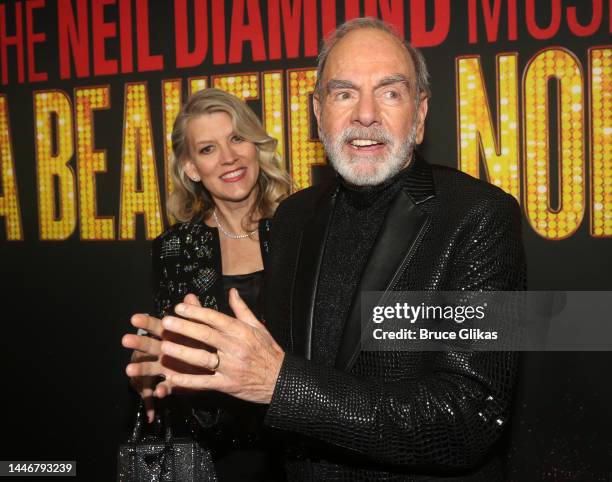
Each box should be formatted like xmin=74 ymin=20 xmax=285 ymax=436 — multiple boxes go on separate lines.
xmin=213 ymin=209 xmax=257 ymax=239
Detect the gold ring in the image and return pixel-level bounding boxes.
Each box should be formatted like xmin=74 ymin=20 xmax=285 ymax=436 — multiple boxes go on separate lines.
xmin=211 ymin=353 xmax=220 ymax=371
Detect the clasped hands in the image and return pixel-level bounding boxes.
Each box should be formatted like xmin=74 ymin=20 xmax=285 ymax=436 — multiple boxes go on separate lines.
xmin=122 ymin=289 xmax=284 ymax=422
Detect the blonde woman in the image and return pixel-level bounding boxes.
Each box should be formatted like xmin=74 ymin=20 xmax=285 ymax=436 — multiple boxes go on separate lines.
xmin=122 ymin=88 xmax=290 ymax=481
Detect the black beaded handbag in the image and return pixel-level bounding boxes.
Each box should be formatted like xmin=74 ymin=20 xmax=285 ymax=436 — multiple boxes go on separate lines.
xmin=117 ymin=401 xmax=217 ymax=481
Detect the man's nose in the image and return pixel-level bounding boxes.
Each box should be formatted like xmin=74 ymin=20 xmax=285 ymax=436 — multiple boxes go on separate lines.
xmin=352 ymin=93 xmax=380 ymax=127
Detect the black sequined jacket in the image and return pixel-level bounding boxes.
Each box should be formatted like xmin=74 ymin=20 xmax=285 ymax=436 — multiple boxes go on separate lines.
xmin=263 ymin=155 xmax=527 ymax=481
xmin=152 ymin=219 xmax=272 ymax=319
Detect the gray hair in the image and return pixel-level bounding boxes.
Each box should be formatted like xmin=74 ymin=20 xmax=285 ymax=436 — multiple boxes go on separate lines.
xmin=315 ymin=17 xmax=431 ymax=102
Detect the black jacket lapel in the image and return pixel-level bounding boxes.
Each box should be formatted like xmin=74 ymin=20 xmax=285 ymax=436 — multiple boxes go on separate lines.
xmin=335 ymin=155 xmax=435 ymax=371
xmin=291 ymin=182 xmax=338 ymax=359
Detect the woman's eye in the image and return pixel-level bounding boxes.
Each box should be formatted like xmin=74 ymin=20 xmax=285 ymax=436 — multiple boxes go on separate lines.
xmin=232 ymin=135 xmax=244 ymax=143
xmin=199 ymin=145 xmax=214 ymax=155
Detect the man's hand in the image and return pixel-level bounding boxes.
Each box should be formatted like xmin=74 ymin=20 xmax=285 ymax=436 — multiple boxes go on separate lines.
xmin=122 ymin=294 xmax=206 ymax=421
xmin=159 ymin=288 xmax=285 ymax=404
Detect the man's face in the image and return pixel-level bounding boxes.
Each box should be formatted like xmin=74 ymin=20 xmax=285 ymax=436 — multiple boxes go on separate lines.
xmin=314 ymin=29 xmax=428 ymax=186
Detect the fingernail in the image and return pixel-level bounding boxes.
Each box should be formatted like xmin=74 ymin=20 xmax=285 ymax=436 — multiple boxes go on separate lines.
xmin=175 ymin=303 xmax=185 ymax=314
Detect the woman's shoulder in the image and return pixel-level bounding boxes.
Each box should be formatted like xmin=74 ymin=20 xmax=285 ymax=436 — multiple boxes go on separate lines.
xmin=153 ymin=220 xmax=213 ymax=246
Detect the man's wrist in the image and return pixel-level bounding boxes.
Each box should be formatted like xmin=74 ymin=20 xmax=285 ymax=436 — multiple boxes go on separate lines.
xmin=264 ymin=350 xmax=285 ymax=404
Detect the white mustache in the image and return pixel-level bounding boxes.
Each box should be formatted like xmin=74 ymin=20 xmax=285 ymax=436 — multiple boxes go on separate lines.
xmin=337 ymin=127 xmax=394 ymax=146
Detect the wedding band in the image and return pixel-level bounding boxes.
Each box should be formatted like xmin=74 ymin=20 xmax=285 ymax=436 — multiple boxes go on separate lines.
xmin=211 ymin=353 xmax=220 ymax=371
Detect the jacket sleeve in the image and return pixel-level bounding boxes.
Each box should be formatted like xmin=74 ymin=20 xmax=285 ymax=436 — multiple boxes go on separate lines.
xmin=264 ymin=193 xmax=526 ymax=470
xmin=151 ymin=235 xmax=176 ymax=319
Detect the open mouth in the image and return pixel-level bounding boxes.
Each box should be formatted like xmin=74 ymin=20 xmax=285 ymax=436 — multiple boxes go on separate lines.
xmin=348 ymin=138 xmax=385 ymax=150
xmin=220 ymin=167 xmax=246 ymax=182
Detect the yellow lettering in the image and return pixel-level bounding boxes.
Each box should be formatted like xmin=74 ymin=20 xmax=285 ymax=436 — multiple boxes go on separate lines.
xmin=523 ymin=48 xmax=585 ymax=240
xmin=161 ymin=79 xmax=182 ymax=208
xmin=75 ymin=86 xmax=115 ymax=240
xmin=590 ymin=47 xmax=611 ymax=237
xmin=263 ymin=71 xmax=286 ymax=161
xmin=34 ymin=90 xmax=76 ymax=240
xmin=287 ymin=68 xmax=325 ymax=190
xmin=188 ymin=76 xmax=208 ymax=96
xmin=119 ymin=82 xmax=164 ymax=240
xmin=0 ymin=95 xmax=23 ymax=240
xmin=457 ymin=54 xmax=520 ymax=199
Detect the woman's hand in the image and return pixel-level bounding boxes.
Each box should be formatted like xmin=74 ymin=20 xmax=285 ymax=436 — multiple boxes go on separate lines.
xmin=123 ymin=313 xmax=166 ymax=423
xmin=122 ymin=294 xmax=204 ymax=422
xmin=128 ymin=346 xmax=157 ymax=423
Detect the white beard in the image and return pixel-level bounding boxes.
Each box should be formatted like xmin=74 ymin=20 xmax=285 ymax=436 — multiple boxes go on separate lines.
xmin=320 ymin=121 xmax=418 ymax=187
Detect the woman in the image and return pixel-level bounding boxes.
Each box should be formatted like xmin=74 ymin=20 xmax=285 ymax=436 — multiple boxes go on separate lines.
xmin=122 ymin=88 xmax=291 ymax=481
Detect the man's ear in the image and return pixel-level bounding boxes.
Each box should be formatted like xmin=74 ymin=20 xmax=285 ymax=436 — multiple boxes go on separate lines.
xmin=313 ymin=91 xmax=322 ymax=127
xmin=414 ymin=94 xmax=429 ymax=145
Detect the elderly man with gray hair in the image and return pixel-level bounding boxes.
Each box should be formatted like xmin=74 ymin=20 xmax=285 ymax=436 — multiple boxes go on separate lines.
xmin=127 ymin=17 xmax=526 ymax=480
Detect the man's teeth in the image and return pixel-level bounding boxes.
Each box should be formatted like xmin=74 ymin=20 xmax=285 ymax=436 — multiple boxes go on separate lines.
xmin=350 ymin=139 xmax=380 ymax=147
xmin=221 ymin=168 xmax=244 ymax=179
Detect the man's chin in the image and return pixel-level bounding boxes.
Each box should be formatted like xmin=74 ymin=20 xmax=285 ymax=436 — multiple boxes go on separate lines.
xmin=339 ymin=163 xmax=388 ymax=186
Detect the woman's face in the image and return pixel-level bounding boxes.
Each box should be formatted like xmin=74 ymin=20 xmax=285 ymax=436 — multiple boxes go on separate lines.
xmin=183 ymin=111 xmax=260 ymax=207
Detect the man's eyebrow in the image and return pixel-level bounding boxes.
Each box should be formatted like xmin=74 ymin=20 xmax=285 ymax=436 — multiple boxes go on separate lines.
xmin=326 ymin=79 xmax=357 ymax=93
xmin=374 ymin=74 xmax=411 ymax=90
xmin=325 ymin=75 xmax=411 ymax=94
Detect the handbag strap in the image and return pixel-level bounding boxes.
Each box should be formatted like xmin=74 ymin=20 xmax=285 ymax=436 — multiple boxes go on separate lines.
xmin=129 ymin=399 xmax=173 ymax=443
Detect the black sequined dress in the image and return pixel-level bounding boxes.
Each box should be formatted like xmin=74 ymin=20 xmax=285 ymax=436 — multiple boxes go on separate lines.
xmin=151 ymin=219 xmax=283 ymax=481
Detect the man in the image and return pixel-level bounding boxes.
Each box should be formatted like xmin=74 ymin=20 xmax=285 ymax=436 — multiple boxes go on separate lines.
xmin=125 ymin=18 xmax=525 ymax=480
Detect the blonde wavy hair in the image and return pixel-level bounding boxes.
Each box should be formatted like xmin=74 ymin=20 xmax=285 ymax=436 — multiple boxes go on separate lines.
xmin=167 ymin=88 xmax=291 ymax=227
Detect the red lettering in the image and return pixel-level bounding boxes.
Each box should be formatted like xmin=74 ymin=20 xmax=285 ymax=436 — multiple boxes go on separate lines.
xmin=508 ymin=0 xmax=517 ymax=40
xmin=212 ymin=0 xmax=226 ymax=64
xmin=26 ymin=0 xmax=47 ymax=82
xmin=321 ymin=1 xmax=337 ymax=40
xmin=468 ymin=0 xmax=517 ymax=43
xmin=92 ymin=0 xmax=118 ymax=76
xmin=344 ymin=0 xmax=360 ymax=20
xmin=482 ymin=0 xmax=502 ymax=41
xmin=136 ymin=0 xmax=163 ymax=71
xmin=303 ymin=0 xmax=317 ymax=56
xmin=526 ymin=0 xmax=561 ymax=40
xmin=268 ymin=0 xmax=317 ymax=60
xmin=0 ymin=2 xmax=24 ymax=84
xmin=567 ymin=0 xmax=602 ymax=37
xmin=58 ymin=0 xmax=89 ymax=79
xmin=268 ymin=0 xmax=281 ymax=59
xmin=229 ymin=0 xmax=266 ymax=63
xmin=468 ymin=0 xmax=477 ymax=43
xmin=175 ymin=0 xmax=208 ymax=68
xmin=119 ymin=0 xmax=133 ymax=73
xmin=410 ymin=0 xmax=450 ymax=47
xmin=364 ymin=0 xmax=404 ymax=36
